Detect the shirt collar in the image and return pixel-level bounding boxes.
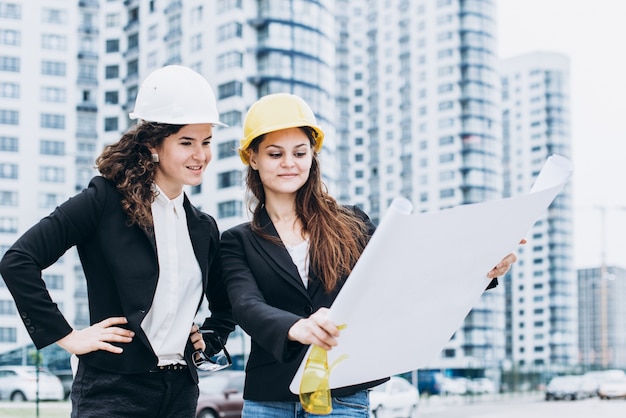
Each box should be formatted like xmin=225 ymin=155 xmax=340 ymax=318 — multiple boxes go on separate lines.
xmin=153 ymin=183 xmax=185 ymax=218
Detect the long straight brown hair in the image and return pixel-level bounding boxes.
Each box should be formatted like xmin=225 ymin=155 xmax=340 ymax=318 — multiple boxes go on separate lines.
xmin=245 ymin=128 xmax=369 ymax=292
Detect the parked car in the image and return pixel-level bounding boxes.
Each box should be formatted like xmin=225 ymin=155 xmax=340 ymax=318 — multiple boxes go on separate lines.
xmin=196 ymin=370 xmax=244 ymax=418
xmin=369 ymin=376 xmax=419 ymax=418
xmin=0 ymin=365 xmax=64 ymax=402
xmin=467 ymin=377 xmax=497 ymax=394
xmin=439 ymin=377 xmax=469 ymax=395
xmin=584 ymin=369 xmax=626 ymax=395
xmin=598 ymin=376 xmax=626 ymax=400
xmin=545 ymin=375 xmax=591 ymax=401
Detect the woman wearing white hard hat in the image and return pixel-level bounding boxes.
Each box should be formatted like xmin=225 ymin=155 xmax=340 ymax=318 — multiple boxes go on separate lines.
xmin=220 ymin=93 xmax=519 ymax=417
xmin=0 ymin=65 xmax=235 ymax=417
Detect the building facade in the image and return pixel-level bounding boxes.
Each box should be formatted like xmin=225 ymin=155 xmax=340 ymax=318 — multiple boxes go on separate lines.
xmin=0 ymin=0 xmax=84 ymax=352
xmin=500 ymin=51 xmax=576 ymax=372
xmin=578 ymin=265 xmax=626 ymax=370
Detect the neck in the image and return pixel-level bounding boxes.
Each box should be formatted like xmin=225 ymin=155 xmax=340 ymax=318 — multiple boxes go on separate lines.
xmin=265 ymin=202 xmax=297 ymax=224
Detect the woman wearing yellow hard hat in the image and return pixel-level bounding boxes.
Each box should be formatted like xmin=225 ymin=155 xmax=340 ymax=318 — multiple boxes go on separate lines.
xmin=0 ymin=65 xmax=235 ymax=417
xmin=221 ymin=93 xmax=518 ymax=417
xmin=223 ymin=92 xmax=380 ymax=417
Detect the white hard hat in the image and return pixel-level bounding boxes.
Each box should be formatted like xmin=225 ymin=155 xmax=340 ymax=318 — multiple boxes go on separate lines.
xmin=129 ymin=65 xmax=227 ymax=126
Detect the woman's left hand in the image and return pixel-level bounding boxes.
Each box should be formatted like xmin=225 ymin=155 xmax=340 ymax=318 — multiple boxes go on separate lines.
xmin=486 ymin=238 xmax=527 ymax=279
xmin=189 ymin=324 xmax=206 ymax=352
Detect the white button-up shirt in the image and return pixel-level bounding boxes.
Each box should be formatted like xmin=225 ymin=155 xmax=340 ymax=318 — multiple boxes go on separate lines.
xmin=141 ymin=184 xmax=202 ymax=365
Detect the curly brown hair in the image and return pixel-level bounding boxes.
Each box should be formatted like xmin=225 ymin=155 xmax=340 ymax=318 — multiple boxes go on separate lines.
xmin=245 ymin=127 xmax=369 ymax=293
xmin=95 ymin=121 xmax=184 ymax=230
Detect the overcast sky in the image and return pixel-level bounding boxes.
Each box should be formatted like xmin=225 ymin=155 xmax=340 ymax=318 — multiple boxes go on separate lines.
xmin=497 ymin=0 xmax=626 ymax=269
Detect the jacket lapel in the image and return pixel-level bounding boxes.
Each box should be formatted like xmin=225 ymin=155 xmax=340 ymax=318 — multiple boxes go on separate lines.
xmin=251 ymin=208 xmax=311 ymax=298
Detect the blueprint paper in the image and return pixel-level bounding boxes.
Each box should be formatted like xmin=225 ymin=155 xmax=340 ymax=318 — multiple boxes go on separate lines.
xmin=290 ymin=154 xmax=573 ymax=393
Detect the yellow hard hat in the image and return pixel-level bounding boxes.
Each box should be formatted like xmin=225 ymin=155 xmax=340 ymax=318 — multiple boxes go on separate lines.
xmin=239 ymin=93 xmax=325 ymax=165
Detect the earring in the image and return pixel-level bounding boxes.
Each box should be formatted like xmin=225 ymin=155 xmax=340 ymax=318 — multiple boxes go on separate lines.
xmin=151 ymin=153 xmax=159 ymax=163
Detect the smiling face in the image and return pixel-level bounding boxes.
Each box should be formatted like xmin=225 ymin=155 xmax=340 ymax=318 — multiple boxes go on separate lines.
xmin=150 ymin=123 xmax=213 ymax=199
xmin=249 ymin=127 xmax=314 ymax=200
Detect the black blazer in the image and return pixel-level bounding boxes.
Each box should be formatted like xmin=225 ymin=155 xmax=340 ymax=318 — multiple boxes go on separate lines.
xmin=221 ymin=205 xmax=387 ymax=402
xmin=0 ymin=176 xmax=235 ymax=383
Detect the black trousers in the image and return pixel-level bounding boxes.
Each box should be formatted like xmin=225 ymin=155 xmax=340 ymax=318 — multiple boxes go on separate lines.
xmin=70 ymin=361 xmax=199 ymax=418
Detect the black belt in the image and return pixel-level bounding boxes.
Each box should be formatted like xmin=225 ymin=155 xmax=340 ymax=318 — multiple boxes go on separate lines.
xmin=150 ymin=364 xmax=188 ymax=372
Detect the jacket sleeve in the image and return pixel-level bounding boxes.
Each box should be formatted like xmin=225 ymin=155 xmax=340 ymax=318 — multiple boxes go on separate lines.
xmin=199 ymin=217 xmax=236 ymax=351
xmin=221 ymin=227 xmax=304 ymax=363
xmin=0 ymin=177 xmax=106 ymax=349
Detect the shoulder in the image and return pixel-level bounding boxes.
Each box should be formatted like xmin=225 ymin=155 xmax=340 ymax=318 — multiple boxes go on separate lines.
xmin=341 ymin=204 xmax=376 ymax=236
xmin=341 ymin=204 xmax=372 ymax=224
xmin=221 ymin=221 xmax=252 ymax=239
xmin=60 ymin=176 xmax=117 ymax=215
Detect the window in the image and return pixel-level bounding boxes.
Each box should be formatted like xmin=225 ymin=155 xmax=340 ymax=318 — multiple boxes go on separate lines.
xmin=217 ymin=140 xmax=238 ymax=159
xmin=127 ymin=33 xmax=138 ymax=50
xmin=40 ymin=140 xmax=65 ymax=155
xmin=127 ymin=59 xmax=138 ymax=77
xmin=217 ymin=110 xmax=240 ymax=127
xmin=0 ymin=136 xmax=17 ymax=151
xmin=0 ymin=191 xmax=17 ymax=206
xmin=105 ymin=65 xmax=119 ymax=79
xmin=218 ymin=200 xmax=242 ymax=218
xmin=218 ymin=81 xmax=242 ymax=99
xmin=0 ymin=56 xmax=19 ymax=72
xmin=0 ymin=29 xmax=20 ymax=46
xmin=105 ymin=91 xmax=119 ymax=105
xmin=0 ymin=3 xmax=21 ymax=19
xmin=440 ymin=188 xmax=455 ymax=198
xmin=104 ymin=117 xmax=119 ymax=132
xmin=190 ymin=5 xmax=203 ymax=22
xmin=217 ymin=170 xmax=241 ymax=189
xmin=147 ymin=24 xmax=158 ymax=41
xmin=43 ymin=274 xmax=63 ymax=290
xmin=217 ymin=22 xmax=242 ymax=41
xmin=438 ymin=83 xmax=453 ymax=93
xmin=0 ymin=109 xmax=18 ymax=125
xmin=40 ymin=86 xmax=65 ymax=103
xmin=190 ymin=33 xmax=202 ymax=52
xmin=0 ymin=82 xmax=18 ymax=99
xmin=0 ymin=217 xmax=17 ymax=233
xmin=0 ymin=327 xmax=16 ymax=343
xmin=40 ymin=113 xmax=65 ymax=129
xmin=217 ymin=0 xmax=242 ymax=13
xmin=41 ymin=34 xmax=67 ymax=51
xmin=42 ymin=8 xmax=66 ymax=24
xmin=39 ymin=166 xmax=65 ymax=183
xmin=0 ymin=300 xmax=17 ymax=315
xmin=105 ymin=39 xmax=119 ymax=53
xmin=39 ymin=192 xmax=62 ymax=209
xmin=42 ymin=60 xmax=65 ymax=76
xmin=217 ymin=51 xmax=242 ymax=71
xmin=105 ymin=12 xmax=121 ymax=28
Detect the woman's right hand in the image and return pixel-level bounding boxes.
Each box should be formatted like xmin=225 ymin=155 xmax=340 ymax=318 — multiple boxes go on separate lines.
xmin=287 ymin=308 xmax=340 ymax=350
xmin=56 ymin=317 xmax=134 ymax=355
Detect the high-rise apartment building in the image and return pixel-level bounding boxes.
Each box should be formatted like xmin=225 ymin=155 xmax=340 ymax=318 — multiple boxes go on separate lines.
xmin=501 ymin=51 xmax=576 ymax=371
xmin=0 ymin=1 xmax=86 ymax=353
xmin=578 ymin=265 xmax=626 ymax=370
xmin=336 ymin=0 xmax=505 ymax=378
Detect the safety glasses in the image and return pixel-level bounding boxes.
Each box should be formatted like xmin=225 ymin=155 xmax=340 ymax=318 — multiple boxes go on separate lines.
xmin=299 ymin=326 xmax=348 ymax=415
xmin=193 ymin=329 xmax=232 ymax=372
